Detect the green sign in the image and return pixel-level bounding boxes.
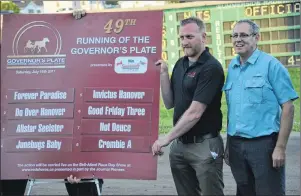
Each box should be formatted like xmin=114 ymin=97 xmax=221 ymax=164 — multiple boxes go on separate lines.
xmin=160 ymin=0 xmax=300 ymax=71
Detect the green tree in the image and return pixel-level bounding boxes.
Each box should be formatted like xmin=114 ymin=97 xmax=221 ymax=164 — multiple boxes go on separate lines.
xmin=104 ymin=1 xmax=119 ymax=6
xmin=1 ymin=1 xmax=20 ymax=13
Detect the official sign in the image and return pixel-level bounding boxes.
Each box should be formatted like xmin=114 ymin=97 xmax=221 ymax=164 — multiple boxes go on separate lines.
xmin=1 ymin=11 xmax=162 ymax=180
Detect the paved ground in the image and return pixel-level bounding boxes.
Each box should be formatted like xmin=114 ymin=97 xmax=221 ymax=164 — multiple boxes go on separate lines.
xmin=27 ymin=133 xmax=300 ymax=195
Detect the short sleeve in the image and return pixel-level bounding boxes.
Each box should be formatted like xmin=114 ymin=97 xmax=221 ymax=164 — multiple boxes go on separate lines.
xmin=268 ymin=61 xmax=299 ymax=105
xmin=193 ymin=64 xmax=224 ymax=105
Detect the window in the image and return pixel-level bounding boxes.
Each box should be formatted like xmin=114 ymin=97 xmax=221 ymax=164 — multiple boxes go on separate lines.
xmin=288 ymin=29 xmax=295 ymax=39
xmin=277 ymin=17 xmax=285 ymax=27
xmin=179 ymin=50 xmax=184 ymax=57
xmin=270 ymin=18 xmax=278 ymax=27
xmin=205 ymin=23 xmax=211 ymax=32
xmin=271 ymin=31 xmax=279 ymax=40
xmin=278 ymin=30 xmax=288 ymax=40
xmin=271 ymin=44 xmax=279 ymax=53
xmin=295 ymin=29 xmax=300 ymax=39
xmin=224 ymin=35 xmax=232 ymax=44
xmin=206 ymin=36 xmax=212 ymax=45
xmin=261 ymin=44 xmax=271 ymax=53
xmin=286 ymin=43 xmax=295 ymax=52
xmin=37 ymin=10 xmax=41 ymax=13
xmin=28 ymin=9 xmax=34 ymax=13
xmin=260 ymin=32 xmax=270 ymax=41
xmin=224 ymin=47 xmax=233 ymax=56
xmin=285 ymin=16 xmax=294 ymax=26
xmin=223 ymin=22 xmax=232 ymax=31
xmin=295 ymin=42 xmax=300 ymax=52
xmin=261 ymin=19 xmax=269 ymax=28
xmin=294 ymin=16 xmax=300 ymax=26
xmin=225 ymin=60 xmax=231 ymax=68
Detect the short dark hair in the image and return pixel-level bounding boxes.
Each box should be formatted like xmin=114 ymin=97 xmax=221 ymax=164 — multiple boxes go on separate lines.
xmin=234 ymin=19 xmax=260 ymax=34
xmin=180 ymin=17 xmax=206 ymax=32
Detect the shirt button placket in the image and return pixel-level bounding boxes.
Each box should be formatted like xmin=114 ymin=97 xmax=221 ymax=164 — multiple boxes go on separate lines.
xmin=235 ymin=69 xmax=243 ymax=134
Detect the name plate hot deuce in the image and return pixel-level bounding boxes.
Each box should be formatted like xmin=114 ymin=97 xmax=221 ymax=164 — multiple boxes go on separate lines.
xmin=84 ymin=88 xmax=154 ymax=103
xmin=7 ymin=88 xmax=75 ymax=103
xmin=83 ymin=103 xmax=152 ymax=120
xmin=80 ymin=119 xmax=151 ymax=136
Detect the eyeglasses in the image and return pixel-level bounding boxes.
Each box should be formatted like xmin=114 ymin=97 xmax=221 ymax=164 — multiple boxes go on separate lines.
xmin=230 ymin=33 xmax=257 ymax=39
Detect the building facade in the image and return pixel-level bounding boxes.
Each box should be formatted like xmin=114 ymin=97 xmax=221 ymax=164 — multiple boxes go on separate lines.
xmin=16 ymin=0 xmax=44 ymax=14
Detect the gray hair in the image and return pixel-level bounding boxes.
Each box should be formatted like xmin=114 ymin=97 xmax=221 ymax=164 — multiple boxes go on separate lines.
xmin=234 ymin=19 xmax=260 ymax=34
xmin=180 ymin=17 xmax=206 ymax=32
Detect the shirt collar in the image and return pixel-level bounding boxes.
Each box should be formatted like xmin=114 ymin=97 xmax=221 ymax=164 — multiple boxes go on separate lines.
xmin=232 ymin=48 xmax=261 ymax=68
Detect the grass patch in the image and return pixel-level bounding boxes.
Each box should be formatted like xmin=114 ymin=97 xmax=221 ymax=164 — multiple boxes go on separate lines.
xmin=159 ymin=67 xmax=300 ymax=134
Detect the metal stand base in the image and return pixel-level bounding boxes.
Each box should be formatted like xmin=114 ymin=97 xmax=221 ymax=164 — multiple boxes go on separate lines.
xmin=26 ymin=178 xmax=101 ymax=196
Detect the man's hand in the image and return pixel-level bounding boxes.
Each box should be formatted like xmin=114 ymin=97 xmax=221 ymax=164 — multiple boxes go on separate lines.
xmin=155 ymin=60 xmax=168 ymax=74
xmin=72 ymin=9 xmax=86 ymax=20
xmin=152 ymin=137 xmax=171 ymax=156
xmin=67 ymin=175 xmax=81 ymax=184
xmin=272 ymin=146 xmax=286 ymax=168
xmin=224 ymin=145 xmax=229 ymax=166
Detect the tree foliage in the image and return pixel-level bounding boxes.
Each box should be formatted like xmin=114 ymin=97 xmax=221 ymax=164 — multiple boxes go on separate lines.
xmin=168 ymin=0 xmax=184 ymax=3
xmin=105 ymin=1 xmax=119 ymax=5
xmin=1 ymin=1 xmax=20 ymax=13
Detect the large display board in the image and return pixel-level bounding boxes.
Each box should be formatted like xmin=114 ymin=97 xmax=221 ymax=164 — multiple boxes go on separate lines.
xmin=162 ymin=0 xmax=300 ymax=70
xmin=1 ymin=11 xmax=162 ymax=180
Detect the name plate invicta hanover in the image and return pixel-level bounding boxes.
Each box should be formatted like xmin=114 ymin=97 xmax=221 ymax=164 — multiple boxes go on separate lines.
xmin=1 ymin=11 xmax=162 ymax=180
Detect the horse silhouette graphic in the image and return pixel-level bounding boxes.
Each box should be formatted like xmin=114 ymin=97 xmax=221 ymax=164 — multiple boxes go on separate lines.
xmin=24 ymin=37 xmax=50 ymax=54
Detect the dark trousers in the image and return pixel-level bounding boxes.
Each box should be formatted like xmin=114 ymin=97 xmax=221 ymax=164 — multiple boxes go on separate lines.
xmin=169 ymin=134 xmax=224 ymax=196
xmin=0 ymin=179 xmax=28 ymax=196
xmin=64 ymin=178 xmax=104 ymax=196
xmin=229 ymin=133 xmax=285 ymax=196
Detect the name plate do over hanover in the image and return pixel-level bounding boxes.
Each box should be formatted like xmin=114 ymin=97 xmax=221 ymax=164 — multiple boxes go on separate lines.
xmin=1 ymin=11 xmax=162 ymax=180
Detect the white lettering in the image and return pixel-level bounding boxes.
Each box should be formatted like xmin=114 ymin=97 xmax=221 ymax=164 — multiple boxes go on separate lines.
xmin=39 ymin=91 xmax=67 ymax=100
xmin=215 ymin=21 xmax=223 ymax=64
xmin=76 ymin=37 xmax=117 ymax=44
xmin=14 ymin=92 xmax=38 ymax=100
xmin=24 ymin=108 xmax=39 ymax=117
xmin=38 ymin=124 xmax=64 ymax=132
xmin=16 ymin=140 xmax=45 ymax=150
xmin=112 ymin=123 xmax=131 ymax=132
xmin=129 ymin=46 xmax=156 ymax=54
xmin=127 ymin=140 xmax=132 ymax=148
xmin=16 ymin=124 xmax=37 ymax=133
xmin=88 ymin=106 xmax=104 ymax=115
xmin=46 ymin=140 xmax=61 ymax=150
xmin=93 ymin=90 xmax=117 ymax=99
xmin=127 ymin=107 xmax=145 ymax=116
xmin=40 ymin=108 xmax=66 ymax=116
xmin=98 ymin=139 xmax=126 ymax=149
xmin=118 ymin=90 xmax=145 ymax=99
xmin=105 ymin=107 xmax=125 ymax=117
xmin=100 ymin=122 xmax=110 ymax=131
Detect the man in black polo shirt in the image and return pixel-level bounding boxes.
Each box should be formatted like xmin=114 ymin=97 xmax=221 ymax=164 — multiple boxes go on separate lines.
xmin=152 ymin=17 xmax=225 ymax=196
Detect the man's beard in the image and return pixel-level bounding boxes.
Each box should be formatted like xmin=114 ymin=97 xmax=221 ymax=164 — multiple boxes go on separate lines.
xmin=184 ymin=47 xmax=198 ymax=57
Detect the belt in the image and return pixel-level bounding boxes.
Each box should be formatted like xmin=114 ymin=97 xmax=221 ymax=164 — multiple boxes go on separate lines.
xmin=230 ymin=132 xmax=278 ymax=141
xmin=178 ymin=132 xmax=218 ymax=144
